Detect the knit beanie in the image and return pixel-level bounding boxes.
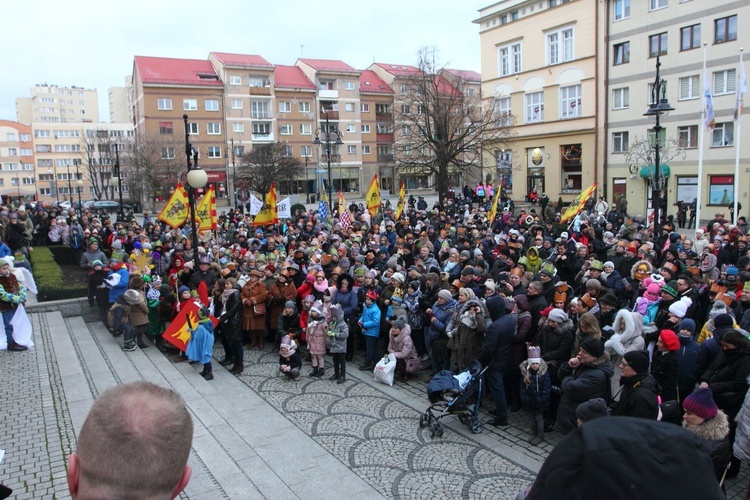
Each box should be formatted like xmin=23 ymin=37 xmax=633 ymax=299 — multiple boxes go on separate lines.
xmin=668 ymin=300 xmax=688 ymax=319
xmin=0 ymin=258 xmax=9 ymax=268
xmin=575 ymin=398 xmax=610 ymax=423
xmin=91 ymin=260 xmax=103 ymax=268
xmin=623 ymin=350 xmax=650 ymax=374
xmin=392 ymin=316 xmax=406 ymax=330
xmin=644 ymin=283 xmax=662 ymax=301
xmin=178 ymin=285 xmax=190 ymax=296
xmin=438 ymin=289 xmax=453 ymax=301
xmin=662 ymin=281 xmax=679 ymax=298
xmin=683 ymin=388 xmax=718 ymax=420
xmin=284 ymin=300 xmax=296 ymax=309
xmin=713 ymin=313 xmax=734 ymax=330
xmin=659 ymin=330 xmax=680 ymax=351
xmin=548 ymin=308 xmax=568 ymax=323
xmin=678 ymin=318 xmax=697 ymax=336
xmin=580 ymin=336 xmax=605 ymax=358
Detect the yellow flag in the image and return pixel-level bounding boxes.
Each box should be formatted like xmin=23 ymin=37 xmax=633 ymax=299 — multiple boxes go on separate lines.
xmin=253 ymin=183 xmax=278 ymax=227
xmin=561 ymin=183 xmax=598 ymax=223
xmin=488 ymin=181 xmax=502 ymax=225
xmin=366 ymin=174 xmax=381 ymax=217
xmin=394 ymin=181 xmax=406 ymax=220
xmin=158 ymin=183 xmax=189 ymax=228
xmin=194 ymin=186 xmax=217 ymax=230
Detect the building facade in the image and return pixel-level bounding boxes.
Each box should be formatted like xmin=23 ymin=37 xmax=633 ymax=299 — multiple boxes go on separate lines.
xmin=0 ymin=121 xmax=36 ymax=204
xmin=16 ymin=84 xmax=99 ymax=125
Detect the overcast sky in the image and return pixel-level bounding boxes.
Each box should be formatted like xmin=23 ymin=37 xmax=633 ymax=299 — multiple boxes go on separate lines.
xmin=1 ymin=0 xmax=487 ymax=122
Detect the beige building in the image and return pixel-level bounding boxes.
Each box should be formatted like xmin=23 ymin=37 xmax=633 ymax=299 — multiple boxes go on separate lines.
xmin=108 ymin=79 xmax=132 ymax=123
xmin=0 ymin=121 xmax=36 ymax=204
xmin=605 ymin=0 xmax=749 ymax=221
xmin=475 ymin=0 xmax=604 ymax=203
xmin=16 ymin=84 xmax=99 ymax=125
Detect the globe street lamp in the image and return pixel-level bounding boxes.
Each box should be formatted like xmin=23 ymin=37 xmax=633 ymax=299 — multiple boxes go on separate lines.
xmin=643 ymin=56 xmax=674 ymax=236
xmin=312 ymin=110 xmax=343 ymax=213
xmin=184 ymin=114 xmax=208 ymax=271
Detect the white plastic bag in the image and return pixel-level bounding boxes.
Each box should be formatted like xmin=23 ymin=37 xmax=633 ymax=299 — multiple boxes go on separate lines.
xmin=373 ymin=353 xmax=397 ymax=386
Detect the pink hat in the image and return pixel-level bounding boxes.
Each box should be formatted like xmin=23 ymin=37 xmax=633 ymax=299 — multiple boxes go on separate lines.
xmin=644 ymin=283 xmax=661 ymax=301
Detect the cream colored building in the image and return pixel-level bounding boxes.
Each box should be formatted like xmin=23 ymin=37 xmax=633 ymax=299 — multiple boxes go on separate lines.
xmin=16 ymin=84 xmax=99 ymax=125
xmin=605 ymin=0 xmax=749 ymax=222
xmin=108 ymin=79 xmax=132 ymax=123
xmin=475 ymin=0 xmax=604 ymax=202
xmin=0 ymin=121 xmax=36 ymax=203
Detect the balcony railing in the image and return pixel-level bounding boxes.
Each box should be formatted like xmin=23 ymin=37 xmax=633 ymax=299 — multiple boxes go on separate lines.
xmin=376 ymin=133 xmax=393 ymax=143
xmin=248 ymin=86 xmax=271 ymax=95
xmin=320 ymin=110 xmax=339 ymax=120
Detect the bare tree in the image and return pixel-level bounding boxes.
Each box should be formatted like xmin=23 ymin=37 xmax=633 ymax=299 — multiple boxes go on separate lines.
xmin=79 ymin=130 xmax=124 ymax=201
xmin=122 ymin=133 xmax=185 ymax=210
xmin=393 ymin=46 xmax=514 ymax=204
xmin=235 ymin=142 xmax=303 ymax=196
xmin=624 ymin=135 xmax=685 ymax=190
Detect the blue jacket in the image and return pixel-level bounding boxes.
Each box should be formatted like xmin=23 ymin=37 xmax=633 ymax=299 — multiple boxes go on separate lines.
xmin=333 ymin=288 xmax=358 ymax=320
xmin=676 ymin=334 xmax=700 ymax=399
xmin=426 ymin=298 xmax=457 ymax=348
xmin=360 ymin=302 xmax=381 ymax=338
xmin=520 ymin=361 xmax=552 ymax=412
xmin=107 ymin=267 xmax=129 ymax=303
xmin=186 ymin=319 xmax=215 ymax=364
xmin=0 ymin=243 xmax=11 ymax=258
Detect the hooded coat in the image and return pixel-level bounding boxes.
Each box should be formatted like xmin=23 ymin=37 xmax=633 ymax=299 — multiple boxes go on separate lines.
xmin=700 ymin=344 xmax=750 ymax=419
xmin=450 ymin=299 xmax=487 ymax=371
xmin=479 ymin=296 xmax=516 ymax=371
xmin=388 ymin=322 xmax=418 ymax=361
xmin=537 ymin=318 xmax=575 ymax=383
xmin=519 ymin=359 xmax=552 ymax=412
xmin=683 ymin=410 xmax=731 ymax=481
xmin=700 ymin=253 xmax=720 ymax=282
xmin=554 ymin=351 xmax=614 ymax=435
xmin=325 ymin=305 xmax=349 ymax=354
xmin=604 ymin=309 xmax=646 ymax=398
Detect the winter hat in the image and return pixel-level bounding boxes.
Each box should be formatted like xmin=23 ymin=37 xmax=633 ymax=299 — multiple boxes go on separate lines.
xmin=589 ymin=260 xmax=604 ymax=271
xmin=709 ymin=300 xmax=729 ymax=319
xmin=123 ymin=289 xmax=141 ymax=305
xmin=662 ymin=281 xmax=679 ymax=298
xmin=580 ymin=336 xmax=605 ymax=358
xmin=726 ymin=266 xmax=739 ymax=276
xmin=659 ymin=330 xmax=680 ymax=351
xmin=310 ymin=300 xmax=323 ymax=316
xmin=438 ymin=289 xmax=453 ymax=301
xmin=683 ymin=388 xmax=718 ymax=420
xmin=623 ymin=350 xmax=650 ymax=374
xmin=91 ymin=260 xmax=103 ymax=268
xmin=178 ymin=285 xmax=190 ymax=296
xmin=408 ymin=280 xmax=420 ymax=292
xmin=599 ymin=293 xmax=618 ymax=307
xmin=391 ymin=272 xmax=405 ymax=283
xmin=644 ymin=283 xmax=662 ymax=301
xmin=714 ymin=313 xmax=734 ymax=330
xmin=279 ymin=335 xmax=297 ymax=357
xmin=678 ymin=318 xmax=697 ymax=336
xmin=527 ymin=345 xmax=541 ymax=366
xmin=548 ymin=308 xmax=568 ymax=323
xmin=366 ymin=289 xmax=379 ymax=301
xmin=0 ymin=258 xmax=9 ymax=268
xmin=668 ymin=300 xmax=688 ymax=319
xmin=575 ymin=398 xmax=610 ymax=423
xmin=603 ymin=261 xmax=615 ymax=270
xmin=284 ymin=300 xmax=296 ymax=309
xmin=392 ymin=316 xmax=406 ymax=330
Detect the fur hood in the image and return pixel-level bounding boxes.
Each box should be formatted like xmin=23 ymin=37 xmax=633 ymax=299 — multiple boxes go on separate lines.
xmin=630 ymin=259 xmax=653 ymax=280
xmin=605 ymin=310 xmax=646 ymax=357
xmin=683 ymin=409 xmax=730 ymax=441
xmin=519 ymin=358 xmax=549 ymax=376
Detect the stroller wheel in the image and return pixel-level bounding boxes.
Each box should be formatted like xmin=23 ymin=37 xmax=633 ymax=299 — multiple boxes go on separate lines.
xmin=429 ymin=423 xmax=437 ymax=438
xmin=470 ymin=419 xmax=483 ymax=434
xmin=437 ymin=426 xmax=444 ymax=438
xmin=419 ymin=413 xmax=429 ymax=428
xmin=458 ymin=414 xmax=470 ymax=425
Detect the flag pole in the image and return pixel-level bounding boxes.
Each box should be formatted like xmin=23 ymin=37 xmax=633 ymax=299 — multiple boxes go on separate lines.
xmin=696 ymin=43 xmax=708 ymax=230
xmin=733 ymin=48 xmax=744 ymax=224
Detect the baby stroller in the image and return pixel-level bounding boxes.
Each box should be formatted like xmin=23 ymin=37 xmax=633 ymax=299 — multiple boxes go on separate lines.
xmin=420 ymin=360 xmax=489 ymax=438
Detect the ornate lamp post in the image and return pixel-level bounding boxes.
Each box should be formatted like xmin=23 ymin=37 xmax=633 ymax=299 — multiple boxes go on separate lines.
xmin=183 ymin=114 xmax=208 ymax=271
xmin=312 ymin=110 xmax=343 ymax=213
xmin=643 ymin=56 xmax=674 ymax=236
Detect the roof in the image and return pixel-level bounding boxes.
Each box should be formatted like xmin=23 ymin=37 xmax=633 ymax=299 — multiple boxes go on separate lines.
xmin=358 ymin=70 xmax=393 ymax=94
xmin=371 ymin=63 xmax=425 ymax=77
xmin=209 ymin=52 xmax=273 ymax=69
xmin=443 ymin=69 xmax=482 ymax=83
xmin=273 ymin=65 xmax=316 ymax=90
xmin=297 ymin=58 xmax=359 ymax=73
xmin=133 ymin=56 xmax=223 ymax=86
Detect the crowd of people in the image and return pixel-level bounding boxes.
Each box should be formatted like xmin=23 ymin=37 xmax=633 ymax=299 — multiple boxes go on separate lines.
xmin=15 ymin=188 xmax=740 ymax=493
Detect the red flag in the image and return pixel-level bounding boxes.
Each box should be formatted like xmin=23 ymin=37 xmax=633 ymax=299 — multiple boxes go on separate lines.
xmin=197 ymin=281 xmax=210 ymax=307
xmin=162 ymin=299 xmax=218 ymax=351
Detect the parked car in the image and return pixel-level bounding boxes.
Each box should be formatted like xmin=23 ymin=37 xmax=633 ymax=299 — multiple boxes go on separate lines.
xmin=92 ymin=200 xmax=121 ymax=212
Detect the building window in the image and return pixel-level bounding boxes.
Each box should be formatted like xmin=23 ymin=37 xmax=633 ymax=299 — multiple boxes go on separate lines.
xmin=345 ymin=103 xmax=354 ymax=112
xmin=319 ymin=79 xmax=336 ymax=91
xmin=649 ymin=33 xmax=668 ymax=57
xmin=715 ymin=15 xmax=737 ymax=44
xmin=345 ymin=81 xmax=355 ymax=90
xmin=376 ymin=104 xmax=390 ymax=114
xmin=252 ymin=123 xmax=271 ymax=136
xmin=346 ymin=124 xmax=356 ymax=133
xmin=157 ymin=98 xmax=172 ymax=110
xmin=205 ymin=99 xmax=219 ymax=111
xmin=612 ymin=132 xmax=629 ymax=153
xmin=709 ymin=175 xmax=734 ymax=204
xmin=362 ymin=145 xmax=371 ymax=154
xmin=300 ymin=145 xmax=312 ymax=157
xmin=560 ymin=84 xmax=581 ymax=118
xmin=681 ymin=24 xmax=701 ymax=51
xmin=417 ymin=105 xmax=426 ymax=115
xmin=361 ymin=124 xmax=371 ymax=133
xmin=159 ymin=122 xmax=173 ymax=134
xmin=561 ymin=144 xmax=583 ymax=191
xmin=183 ymin=99 xmax=197 ymax=111
xmin=613 ymin=42 xmax=630 ymax=65
xmin=250 ymin=101 xmax=270 ymax=119
xmin=612 ymin=88 xmax=630 ymax=109
xmin=361 ymin=104 xmax=370 ymax=112
xmin=207 ymin=122 xmax=221 ymax=135
xmin=35 ymin=130 xmax=50 ymax=138
xmin=713 ymin=69 xmax=736 ymax=95
xmin=161 ymin=147 xmax=175 ymax=159
xmin=399 ymin=84 xmax=410 ymax=94
xmin=188 ymin=122 xmax=199 ymax=134
xmin=712 ymin=122 xmax=734 ymax=147
xmin=19 ymin=133 xmax=30 ymax=141
xmin=400 ymin=105 xmax=411 ymax=115
xmin=347 ymin=145 xmax=357 ymax=154
xmin=20 ymin=149 xmax=32 ymax=156
xmin=207 ymin=147 xmax=221 ymax=158
xmin=299 ymin=123 xmax=311 ymax=135
xmin=280 ymin=124 xmax=292 ymax=135
xmin=233 ymin=123 xmax=244 ymax=133
xmin=249 ymin=77 xmax=270 ymax=88
xmin=278 ymin=101 xmax=291 ymax=113
xmin=233 ymin=146 xmax=244 ymax=156
xmin=298 ymin=102 xmax=311 ymax=113
xmin=547 ymin=27 xmax=574 ymax=66
xmin=678 ymin=125 xmax=698 ymax=148
xmin=525 ymin=91 xmax=544 ymax=123
xmin=499 ymin=42 xmax=522 ymax=76
xmin=401 ymin=125 xmax=411 ymax=136
xmin=649 ymin=0 xmax=667 ymax=11
xmin=494 ymin=97 xmax=512 ymax=126
xmin=613 ymin=0 xmax=630 ymax=21
xmin=230 ymin=99 xmax=243 ymax=109
xmin=679 ymin=75 xmax=700 ymax=100
xmin=229 ymin=75 xmax=242 ymax=85
xmin=281 ymin=145 xmax=293 ymax=157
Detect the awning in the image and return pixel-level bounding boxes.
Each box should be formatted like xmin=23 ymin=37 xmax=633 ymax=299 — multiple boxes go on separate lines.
xmin=0 ymin=187 xmax=36 ymax=196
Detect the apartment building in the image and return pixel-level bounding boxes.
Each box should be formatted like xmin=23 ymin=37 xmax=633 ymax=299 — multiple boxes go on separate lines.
xmin=475 ymin=0 xmax=604 ymax=203
xmin=131 ymin=56 xmax=228 ymax=198
xmin=0 ymin=121 xmax=36 ymax=204
xmin=16 ymin=84 xmax=99 ymax=125
xmin=359 ymin=70 xmax=394 ymax=193
xmin=108 ymin=81 xmax=132 ymax=123
xmin=605 ymin=0 xmax=749 ymax=218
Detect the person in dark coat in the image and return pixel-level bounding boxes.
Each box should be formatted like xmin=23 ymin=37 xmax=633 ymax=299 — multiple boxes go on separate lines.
xmin=698 ymin=329 xmax=750 ymax=421
xmin=676 ymin=318 xmax=700 ymax=402
xmin=611 ymin=350 xmax=659 ymax=420
xmin=218 ymin=281 xmax=244 ymax=375
xmin=526 ymin=417 xmax=725 ymax=500
xmin=682 ymin=388 xmax=732 ymax=484
xmin=553 ymin=336 xmax=613 ymax=435
xmin=651 ymin=329 xmax=680 ymax=402
xmin=479 ymin=295 xmax=516 ymax=427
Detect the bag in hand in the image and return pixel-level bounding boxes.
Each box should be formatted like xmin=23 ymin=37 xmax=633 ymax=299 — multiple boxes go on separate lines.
xmin=252 ymin=302 xmax=266 ymax=316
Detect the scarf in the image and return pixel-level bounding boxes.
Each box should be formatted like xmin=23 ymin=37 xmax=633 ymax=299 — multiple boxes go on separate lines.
xmin=221 ymin=288 xmax=234 ymax=305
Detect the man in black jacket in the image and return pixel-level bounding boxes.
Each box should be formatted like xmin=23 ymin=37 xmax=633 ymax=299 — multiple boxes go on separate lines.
xmin=611 ymin=350 xmax=659 ymax=420
xmin=480 ymin=295 xmax=516 ymax=427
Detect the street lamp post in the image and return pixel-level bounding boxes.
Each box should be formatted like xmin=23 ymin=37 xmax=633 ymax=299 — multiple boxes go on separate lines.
xmin=75 ymin=165 xmax=83 ymax=218
xmin=643 ymin=56 xmax=674 ymax=236
xmin=312 ymin=110 xmax=343 ymax=213
xmin=183 ymin=114 xmax=208 ymax=271
xmin=113 ymin=143 xmax=124 ymax=216
xmin=66 ymin=163 xmax=73 ymax=205
xmin=304 ymin=155 xmax=309 ymax=203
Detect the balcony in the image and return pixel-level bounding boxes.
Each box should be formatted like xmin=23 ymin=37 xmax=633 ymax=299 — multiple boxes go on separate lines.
xmin=251 ymin=132 xmax=275 ymax=142
xmin=377 ymin=154 xmax=394 ymax=163
xmin=319 ymin=89 xmax=338 ymax=99
xmin=248 ymin=86 xmax=271 ymax=96
xmin=376 ymin=133 xmax=393 ymax=143
xmin=319 ymin=110 xmax=339 ymax=120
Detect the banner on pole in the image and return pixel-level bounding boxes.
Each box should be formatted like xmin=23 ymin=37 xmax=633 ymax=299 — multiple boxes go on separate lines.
xmin=277 ymin=197 xmax=291 ymax=219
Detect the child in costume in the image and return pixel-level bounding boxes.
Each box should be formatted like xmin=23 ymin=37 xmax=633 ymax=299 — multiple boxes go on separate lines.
xmin=520 ymin=345 xmax=551 ymax=446
xmin=186 ymin=307 xmax=215 ymax=380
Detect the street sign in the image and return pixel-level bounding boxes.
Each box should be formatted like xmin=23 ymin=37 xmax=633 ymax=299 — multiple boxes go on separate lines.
xmin=315 ymin=169 xmax=327 ymax=174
